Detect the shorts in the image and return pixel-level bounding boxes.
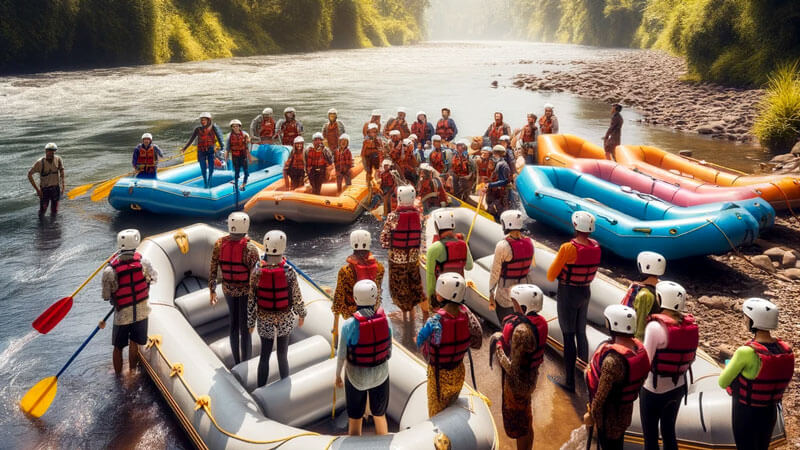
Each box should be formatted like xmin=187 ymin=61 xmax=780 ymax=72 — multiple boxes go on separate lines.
xmin=345 ymin=375 xmax=390 ymax=419
xmin=112 ymin=319 xmax=148 ymax=349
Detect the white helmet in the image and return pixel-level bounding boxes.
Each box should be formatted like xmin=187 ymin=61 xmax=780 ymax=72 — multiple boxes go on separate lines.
xmin=339 ymin=133 xmax=350 ymax=142
xmin=262 ymin=107 xmax=273 ymax=115
xmin=389 ymin=129 xmax=401 ymax=137
xmin=500 ymin=210 xmax=525 ymax=231
xmin=743 ymin=298 xmax=779 ymax=331
xmin=571 ymin=211 xmax=596 ymax=233
xmin=227 ymin=212 xmax=250 ymax=234
xmin=510 ymin=284 xmax=543 ymax=314
xmin=433 ymin=208 xmax=456 ymax=231
xmin=141 ymin=133 xmax=153 ymax=141
xmin=419 ymin=163 xmax=433 ymax=172
xmin=397 ymin=185 xmax=416 ymax=206
xmin=492 ymin=144 xmax=506 ymax=154
xmin=350 ymin=229 xmax=371 ymax=251
xmin=637 ymin=251 xmax=666 ymax=276
xmin=481 ymin=146 xmax=491 ymax=153
xmin=367 ymin=123 xmax=378 ymax=131
xmin=416 ymin=111 xmax=426 ymax=118
xmin=604 ymin=304 xmax=636 ymax=335
xmin=371 ymin=109 xmax=381 ymax=117
xmin=402 ymin=138 xmax=412 ymax=146
xmin=432 ymin=134 xmax=442 ymax=142
xmin=293 ymin=136 xmax=305 ymax=145
xmin=499 ymin=135 xmax=510 ymax=142
xmin=284 ymin=106 xmax=296 ymax=114
xmin=200 ymin=112 xmax=213 ymax=120
xmin=44 ymin=142 xmax=58 ymax=151
xmin=262 ymin=230 xmax=286 ymax=256
xmin=656 ymin=281 xmax=686 ymax=313
xmin=408 ymin=133 xmax=418 ymax=141
xmin=435 ymin=272 xmax=466 ymax=304
xmin=328 ymin=108 xmax=338 ymax=115
xmin=353 ymin=279 xmax=379 ymax=306
xmin=229 ymin=119 xmax=242 ymax=127
xmin=312 ymin=132 xmax=324 ymax=141
xmin=544 ymin=103 xmax=554 ymax=111
xmin=117 ymin=229 xmax=141 ymax=251
xmin=397 ymin=107 xmax=407 ymax=115
xmin=457 ymin=138 xmax=470 ymax=148
xmin=382 ymin=158 xmax=393 ymax=167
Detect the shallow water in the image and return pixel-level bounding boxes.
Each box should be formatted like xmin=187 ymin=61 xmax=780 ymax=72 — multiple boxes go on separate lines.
xmin=0 ymin=41 xmax=764 ymax=448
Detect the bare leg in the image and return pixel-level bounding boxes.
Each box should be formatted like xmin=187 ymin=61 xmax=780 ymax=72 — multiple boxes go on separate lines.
xmin=419 ymin=300 xmax=430 ymax=322
xmin=129 ymin=342 xmax=140 ymax=371
xmin=517 ymin=429 xmax=533 ymax=450
xmin=113 ymin=348 xmax=123 ymax=375
xmin=374 ymin=415 xmax=389 ymax=435
xmin=348 ymin=418 xmax=362 ymax=436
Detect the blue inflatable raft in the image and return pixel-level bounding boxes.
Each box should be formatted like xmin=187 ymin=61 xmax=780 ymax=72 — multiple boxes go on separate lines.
xmin=516 ymin=166 xmax=762 ymax=259
xmin=108 ymin=145 xmax=288 ymax=217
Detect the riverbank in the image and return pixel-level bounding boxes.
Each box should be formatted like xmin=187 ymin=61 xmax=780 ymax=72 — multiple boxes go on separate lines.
xmin=511 ymin=50 xmax=764 ymax=143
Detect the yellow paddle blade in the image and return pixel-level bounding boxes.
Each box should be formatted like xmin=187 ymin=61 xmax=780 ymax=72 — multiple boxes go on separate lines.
xmin=66 ymin=182 xmax=97 ymax=200
xmin=20 ymin=376 xmax=58 ymax=418
xmin=90 ymin=173 xmax=130 ymax=202
xmin=183 ymin=146 xmax=198 ymax=163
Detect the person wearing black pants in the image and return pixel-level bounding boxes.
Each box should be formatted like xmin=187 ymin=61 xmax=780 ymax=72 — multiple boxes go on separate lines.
xmin=552 ymin=284 xmax=590 ymax=391
xmin=639 ymin=385 xmax=686 ymax=449
xmin=248 ymin=230 xmax=307 ymax=387
xmin=225 ymin=294 xmax=251 ymax=364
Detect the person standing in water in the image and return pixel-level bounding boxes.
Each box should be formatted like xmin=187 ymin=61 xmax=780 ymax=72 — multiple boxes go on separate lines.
xmin=546 ymin=211 xmax=601 ymax=392
xmin=28 ymin=142 xmax=65 ymax=216
xmin=417 ymin=273 xmax=482 ymax=417
xmin=539 ymin=104 xmax=559 ymax=135
xmin=489 ymin=210 xmax=536 ymax=324
xmin=132 ymin=133 xmax=164 ymax=179
xmin=322 ymin=108 xmax=345 ymax=152
xmin=209 ymin=212 xmax=260 ymax=365
xmin=492 ymin=284 xmax=548 ymax=450
xmin=99 ymin=229 xmax=157 ymax=375
xmin=603 ymin=103 xmax=623 ymax=161
xmin=719 ymin=298 xmax=794 ymax=450
xmin=248 ymin=230 xmax=306 ymax=387
xmin=226 ymin=119 xmax=251 ymax=191
xmin=335 ymin=279 xmax=392 ymax=437
xmin=181 ymin=112 xmax=224 ymax=188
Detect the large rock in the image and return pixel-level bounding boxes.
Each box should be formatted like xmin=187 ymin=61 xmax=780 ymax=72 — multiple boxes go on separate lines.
xmin=783 ymin=268 xmax=800 ymax=280
xmin=751 ymin=254 xmax=777 ymax=273
xmin=763 ymin=247 xmax=786 ymax=261
xmin=791 ymin=140 xmax=800 ymax=155
xmin=697 ymin=295 xmax=728 ymax=310
xmin=782 ymin=251 xmax=797 ymax=268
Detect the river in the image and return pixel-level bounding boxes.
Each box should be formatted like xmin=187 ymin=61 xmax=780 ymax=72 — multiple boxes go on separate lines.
xmin=0 ymin=41 xmax=766 ymax=448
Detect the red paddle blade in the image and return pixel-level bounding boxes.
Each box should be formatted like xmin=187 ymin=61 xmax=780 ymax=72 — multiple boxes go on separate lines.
xmin=32 ymin=297 xmax=73 ymax=334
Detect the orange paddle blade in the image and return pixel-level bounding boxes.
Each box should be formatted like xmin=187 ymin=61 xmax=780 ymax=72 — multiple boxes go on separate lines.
xmin=20 ymin=376 xmax=58 ymax=418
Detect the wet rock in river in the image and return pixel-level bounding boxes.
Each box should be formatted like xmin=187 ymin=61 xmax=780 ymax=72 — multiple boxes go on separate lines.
xmin=764 ymin=247 xmax=787 ymax=261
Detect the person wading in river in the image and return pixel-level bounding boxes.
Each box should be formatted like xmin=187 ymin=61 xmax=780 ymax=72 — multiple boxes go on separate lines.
xmin=603 ymin=103 xmax=623 ymax=161
xmin=361 ymin=123 xmax=383 ymax=188
xmin=332 ymin=230 xmax=385 ymax=347
xmin=417 ymin=272 xmax=482 ymax=417
xmin=546 ymin=211 xmax=601 ymax=392
xmin=491 ymin=284 xmax=548 ymax=450
xmin=539 ymin=104 xmax=559 ymax=135
xmin=250 ymin=107 xmax=276 ymax=145
xmin=380 ymin=185 xmax=428 ymax=323
xmin=436 ymin=107 xmax=458 ymax=143
xmin=584 ymin=305 xmax=650 ymax=450
xmin=277 ymin=106 xmax=303 ymax=146
xmin=100 ymin=229 xmax=157 ymax=375
xmin=226 ymin=119 xmax=251 ymax=191
xmin=209 ymin=212 xmax=260 ymax=365
xmin=322 ymin=108 xmax=345 ymax=151
xmin=622 ymin=251 xmax=666 ymax=340
xmin=132 ymin=133 xmax=164 ymax=179
xmin=363 ymin=110 xmax=382 ymax=137
xmin=425 ymin=208 xmax=474 ymax=310
xmin=305 ymin=132 xmax=333 ymax=195
xmin=719 ymin=298 xmax=794 ymax=450
xmin=334 ymin=134 xmax=353 ymax=194
xmin=181 ymin=112 xmax=224 ymax=188
xmin=248 ymin=230 xmax=306 ymax=387
xmin=335 ymin=279 xmax=391 ymax=437
xmin=489 ymin=210 xmax=536 ymax=324
xmin=28 ymin=142 xmax=65 ymax=216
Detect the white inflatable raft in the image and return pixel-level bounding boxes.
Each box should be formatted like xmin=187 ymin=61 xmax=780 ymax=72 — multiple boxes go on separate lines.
xmin=137 ymin=224 xmax=497 ymax=449
xmin=422 ymin=207 xmax=788 ymax=449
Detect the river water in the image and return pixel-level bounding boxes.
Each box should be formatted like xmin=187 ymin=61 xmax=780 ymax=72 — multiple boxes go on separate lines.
xmin=0 ymin=41 xmax=765 ymax=448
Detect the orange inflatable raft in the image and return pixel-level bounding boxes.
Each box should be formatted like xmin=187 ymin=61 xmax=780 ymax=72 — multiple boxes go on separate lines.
xmin=244 ymin=163 xmax=371 ymax=223
xmin=537 ymin=134 xmax=800 ymax=211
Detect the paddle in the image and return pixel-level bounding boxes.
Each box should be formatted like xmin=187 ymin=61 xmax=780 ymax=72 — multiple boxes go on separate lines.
xmin=32 ymin=253 xmax=117 ymax=334
xmin=466 ymin=189 xmax=487 ymax=244
xmin=20 ymin=307 xmax=114 ymax=418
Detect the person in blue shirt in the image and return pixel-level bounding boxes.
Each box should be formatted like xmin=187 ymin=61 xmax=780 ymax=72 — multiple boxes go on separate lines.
xmin=482 ymin=145 xmax=512 ymax=221
xmin=435 ymin=108 xmax=458 ymax=142
xmin=133 ymin=133 xmax=164 ymax=179
xmin=181 ymin=112 xmax=224 ymax=188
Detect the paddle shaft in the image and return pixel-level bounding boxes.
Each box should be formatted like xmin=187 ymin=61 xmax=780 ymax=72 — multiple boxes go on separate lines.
xmin=466 ymin=190 xmax=486 ymax=243
xmin=70 ymin=252 xmax=117 ymax=298
xmin=56 ymin=308 xmax=114 ymax=378
xmin=284 ymin=259 xmax=331 ymax=300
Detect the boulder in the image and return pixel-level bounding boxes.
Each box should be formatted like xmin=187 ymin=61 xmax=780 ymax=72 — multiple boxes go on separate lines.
xmin=697 ymin=126 xmax=714 ymax=135
xmin=782 ymin=251 xmax=797 ymax=268
xmin=783 ymin=268 xmax=800 ymax=280
xmin=697 ymin=295 xmax=728 ymax=310
xmin=750 ymin=254 xmax=777 ymax=273
xmin=764 ymin=247 xmax=786 ymax=261
xmin=791 ymin=140 xmax=800 ymax=155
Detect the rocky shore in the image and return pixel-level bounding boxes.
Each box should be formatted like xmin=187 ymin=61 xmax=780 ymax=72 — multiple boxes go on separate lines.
xmin=511 ymin=51 xmax=764 ymax=143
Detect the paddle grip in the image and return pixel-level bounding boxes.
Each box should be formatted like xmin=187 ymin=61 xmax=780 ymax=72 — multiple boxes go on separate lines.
xmin=56 ymin=308 xmax=114 ymax=379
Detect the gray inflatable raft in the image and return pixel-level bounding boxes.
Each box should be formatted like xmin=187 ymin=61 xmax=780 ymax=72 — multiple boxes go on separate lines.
xmin=137 ymin=223 xmax=497 ymax=449
xmin=421 ymin=207 xmax=788 ymax=449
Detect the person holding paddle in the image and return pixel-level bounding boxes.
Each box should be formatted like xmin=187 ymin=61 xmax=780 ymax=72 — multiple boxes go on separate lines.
xmin=28 ymin=142 xmax=65 ymax=216
xmin=99 ymin=229 xmax=158 ymax=375
xmin=132 ymin=133 xmax=164 ymax=179
xmin=181 ymin=112 xmax=224 ymax=189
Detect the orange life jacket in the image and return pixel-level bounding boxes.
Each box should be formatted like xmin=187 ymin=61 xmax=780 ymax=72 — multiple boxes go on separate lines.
xmin=558 ymin=239 xmax=601 ymax=286
xmin=110 ymin=253 xmax=149 ymax=310
xmin=477 ymin=157 xmax=494 ymax=178
xmin=324 ymin=121 xmax=341 ymax=149
xmin=500 ymin=237 xmax=534 ymax=280
xmin=729 ymin=340 xmax=794 ymax=407
xmin=521 ymin=124 xmax=537 ymax=143
xmin=281 ymin=120 xmax=300 ymax=145
xmin=451 ymin=152 xmax=470 ymax=176
xmin=259 ymin=117 xmax=276 ymax=139
xmin=219 ymin=236 xmax=251 ymax=284
xmin=586 ymin=340 xmax=650 ymax=403
xmin=487 ymin=122 xmax=507 ymax=146
xmin=347 ymin=308 xmax=392 ymax=367
xmin=436 ymin=119 xmax=455 ymax=141
xmin=255 ymin=261 xmax=290 ymax=312
xmin=539 ymin=116 xmax=555 ymax=134
xmin=386 ymin=118 xmax=410 ymax=139
xmin=362 ymin=138 xmax=381 ymax=166
xmin=137 ymin=145 xmax=156 ymax=171
xmin=197 ymin=126 xmax=217 ymax=151
xmin=411 ymin=121 xmax=430 ymax=143
xmin=229 ymin=132 xmax=247 ymax=157
xmin=648 ymin=313 xmax=699 ymax=388
xmin=288 ymin=149 xmax=305 ymax=170
xmin=429 ymin=149 xmax=445 ymax=173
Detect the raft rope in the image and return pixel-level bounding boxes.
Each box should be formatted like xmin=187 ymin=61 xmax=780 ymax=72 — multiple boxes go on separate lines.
xmin=705 ymin=219 xmax=790 ymax=281
xmin=768 ymin=182 xmax=799 ymax=221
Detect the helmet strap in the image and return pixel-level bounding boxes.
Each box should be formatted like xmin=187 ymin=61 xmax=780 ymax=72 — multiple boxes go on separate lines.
xmin=229 ymin=232 xmax=245 ymax=239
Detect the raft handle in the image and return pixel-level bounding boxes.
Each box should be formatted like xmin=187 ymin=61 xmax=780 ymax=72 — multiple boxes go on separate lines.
xmin=632 ymin=227 xmax=652 ymax=234
xmin=595 ymin=214 xmax=618 ymax=225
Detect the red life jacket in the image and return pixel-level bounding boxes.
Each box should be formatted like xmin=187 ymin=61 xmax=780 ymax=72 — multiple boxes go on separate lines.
xmin=521 ymin=124 xmax=537 ymax=143
xmin=347 ymin=307 xmax=392 ymax=367
xmin=436 ymin=119 xmax=455 ymax=141
xmin=335 ymin=147 xmax=352 ymax=172
xmin=411 ymin=121 xmax=429 ymax=143
xmin=306 ymin=146 xmax=328 ymax=168
xmin=558 ymin=239 xmax=601 ymax=286
xmin=435 ymin=237 xmax=468 ymax=277
xmin=428 ymin=306 xmax=471 ymax=368
xmin=648 ymin=314 xmax=699 ymax=387
xmin=259 ymin=117 xmax=276 ymax=139
xmin=229 ymin=132 xmax=247 ymax=157
xmin=219 ymin=236 xmax=251 ymax=284
xmin=586 ymin=340 xmax=650 ymax=403
xmin=110 ymin=252 xmax=149 ymax=310
xmin=255 ymin=261 xmax=290 ymax=312
xmin=429 ymin=149 xmax=445 ymax=173
xmin=347 ymin=254 xmax=379 ymax=281
xmin=729 ymin=340 xmax=794 ymax=407
xmin=451 ymin=152 xmax=470 ymax=176
xmin=281 ymin=120 xmax=300 ymax=146
xmin=539 ymin=116 xmax=555 ymax=134
xmin=621 ymin=283 xmax=655 ymax=309
xmin=500 ymin=237 xmax=534 ymax=280
xmin=386 ymin=118 xmax=410 ymax=139
xmin=288 ymin=149 xmax=305 ymax=170
xmin=391 ymin=206 xmax=421 ymax=249
xmin=488 ymin=122 xmax=506 ymax=146
xmin=499 ymin=312 xmax=548 ymax=373
xmin=477 ymin=158 xmax=494 ymax=178
xmin=380 ymin=169 xmax=395 ymax=189
xmin=324 ymin=121 xmax=341 ymax=149
xmin=197 ymin=126 xmax=217 ymax=151
xmin=137 ymin=145 xmax=156 ymax=170
xmin=361 ymin=138 xmax=381 ymax=166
